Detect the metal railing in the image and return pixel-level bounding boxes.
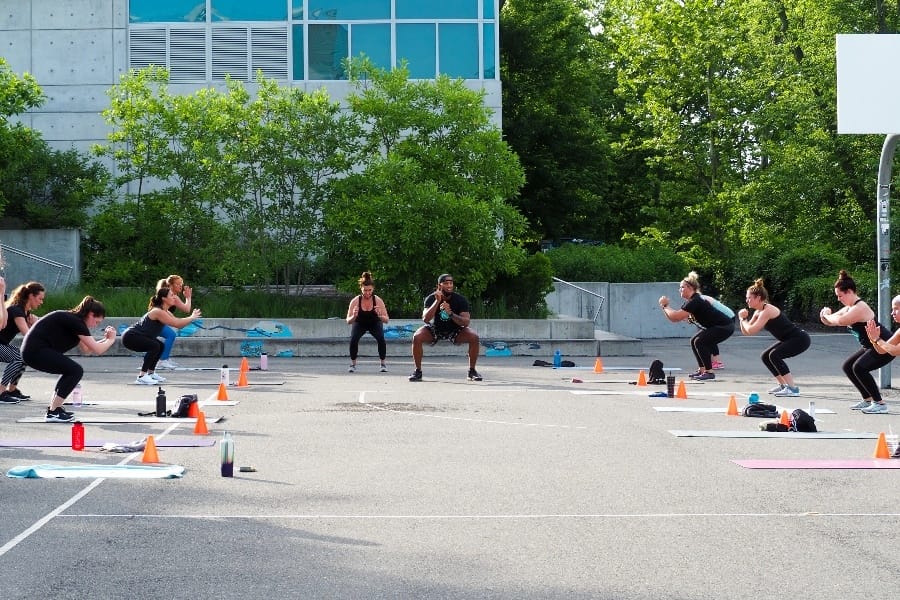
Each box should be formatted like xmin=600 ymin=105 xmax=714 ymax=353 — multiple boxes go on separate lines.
xmin=552 ymin=277 xmax=605 ymax=325
xmin=0 ymin=243 xmax=74 ymax=289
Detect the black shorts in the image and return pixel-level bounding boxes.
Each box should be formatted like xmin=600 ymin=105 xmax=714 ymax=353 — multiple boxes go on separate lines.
xmin=425 ymin=324 xmax=461 ymax=345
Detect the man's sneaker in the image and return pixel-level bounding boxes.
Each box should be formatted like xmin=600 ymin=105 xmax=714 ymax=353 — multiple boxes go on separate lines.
xmin=46 ymin=407 xmax=75 ymax=422
xmin=408 ymin=369 xmax=423 ymax=382
xmin=768 ymin=384 xmax=786 ymax=394
xmin=149 ymin=372 xmax=167 ymax=382
xmin=157 ymin=359 xmax=180 ymax=370
xmin=773 ymin=386 xmax=800 ymax=397
xmin=862 ymin=402 xmax=888 ymax=414
xmin=348 ymin=365 xmax=356 ymax=373
xmin=694 ymin=372 xmax=715 ymax=381
xmin=711 ymin=361 xmax=725 ymax=369
xmin=380 ymin=365 xmax=388 ymax=373
xmin=0 ymin=392 xmax=21 ymax=404
xmin=850 ymin=400 xmax=871 ymax=410
xmin=135 ymin=374 xmax=157 ymax=385
xmin=687 ymin=370 xmax=703 ymax=379
xmin=7 ymin=389 xmax=30 ymax=400
xmin=467 ymin=369 xmax=483 ymax=381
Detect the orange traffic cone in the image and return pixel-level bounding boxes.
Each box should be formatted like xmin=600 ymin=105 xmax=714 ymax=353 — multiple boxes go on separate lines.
xmin=874 ymin=432 xmax=890 ymax=459
xmin=240 ymin=357 xmax=249 ymax=373
xmin=726 ymin=394 xmax=739 ymax=416
xmin=593 ymin=357 xmax=604 ymax=373
xmin=636 ymin=370 xmax=647 ymax=387
xmin=188 ymin=399 xmax=200 ymax=418
xmin=675 ymin=380 xmax=688 ymax=399
xmin=217 ymin=382 xmax=229 ymax=401
xmin=194 ymin=411 xmax=209 ymax=435
xmin=141 ymin=435 xmax=160 ymax=463
xmin=779 ymin=410 xmax=791 ymax=428
xmin=236 ymin=369 xmax=248 ymax=387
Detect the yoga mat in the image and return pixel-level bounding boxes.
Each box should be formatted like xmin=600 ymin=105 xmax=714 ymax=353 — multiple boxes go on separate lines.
xmin=6 ymin=464 xmax=185 ymax=479
xmin=568 ymin=390 xmax=630 ymax=396
xmin=0 ymin=438 xmax=215 ymax=448
xmin=65 ymin=400 xmax=239 ymax=407
xmin=669 ymin=430 xmax=879 ymax=439
xmin=654 ymin=406 xmax=836 ymax=414
xmin=16 ymin=415 xmax=225 ymax=424
xmin=190 ymin=381 xmax=285 ymax=386
xmin=733 ymin=459 xmax=900 ymax=469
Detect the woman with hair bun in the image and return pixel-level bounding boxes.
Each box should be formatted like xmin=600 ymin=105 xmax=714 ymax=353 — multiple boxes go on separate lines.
xmin=820 ymin=269 xmax=892 ymax=413
xmin=0 ymin=280 xmax=44 ymax=402
xmin=345 ymin=271 xmax=390 ymax=373
xmin=738 ymin=278 xmax=810 ymax=397
xmin=658 ymin=271 xmax=734 ymax=380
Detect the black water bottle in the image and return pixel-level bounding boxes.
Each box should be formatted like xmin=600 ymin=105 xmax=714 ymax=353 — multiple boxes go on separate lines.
xmin=156 ymin=386 xmax=167 ymax=417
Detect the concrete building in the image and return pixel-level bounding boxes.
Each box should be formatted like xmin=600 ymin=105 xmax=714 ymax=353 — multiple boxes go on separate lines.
xmin=2 ymin=0 xmax=501 ymax=157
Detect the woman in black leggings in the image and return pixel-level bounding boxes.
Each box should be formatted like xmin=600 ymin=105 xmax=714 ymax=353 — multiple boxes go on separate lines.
xmin=345 ymin=271 xmax=390 ymax=373
xmin=737 ymin=278 xmax=810 ymax=397
xmin=21 ymin=296 xmax=117 ymax=422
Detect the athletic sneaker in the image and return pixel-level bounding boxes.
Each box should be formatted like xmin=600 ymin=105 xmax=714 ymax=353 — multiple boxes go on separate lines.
xmin=768 ymin=384 xmax=786 ymax=394
xmin=850 ymin=400 xmax=871 ymax=410
xmin=46 ymin=407 xmax=74 ymax=422
xmin=408 ymin=369 xmax=423 ymax=382
xmin=468 ymin=369 xmax=483 ymax=381
xmin=380 ymin=365 xmax=388 ymax=373
xmin=687 ymin=370 xmax=703 ymax=379
xmin=348 ymin=365 xmax=356 ymax=373
xmin=6 ymin=389 xmax=30 ymax=400
xmin=149 ymin=373 xmax=167 ymax=382
xmin=862 ymin=402 xmax=888 ymax=414
xmin=135 ymin=374 xmax=157 ymax=385
xmin=0 ymin=392 xmax=21 ymax=404
xmin=773 ymin=386 xmax=800 ymax=397
xmin=693 ymin=372 xmax=715 ymax=381
xmin=157 ymin=359 xmax=180 ymax=370
xmin=711 ymin=361 xmax=725 ymax=369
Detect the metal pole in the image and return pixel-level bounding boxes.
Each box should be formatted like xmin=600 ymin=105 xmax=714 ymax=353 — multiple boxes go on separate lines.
xmin=876 ymin=134 xmax=900 ymax=388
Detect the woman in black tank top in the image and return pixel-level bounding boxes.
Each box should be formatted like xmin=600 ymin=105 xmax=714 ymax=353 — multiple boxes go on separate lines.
xmin=345 ymin=271 xmax=390 ymax=373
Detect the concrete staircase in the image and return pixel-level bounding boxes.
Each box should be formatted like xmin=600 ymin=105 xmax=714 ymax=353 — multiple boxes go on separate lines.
xmin=102 ymin=317 xmax=643 ymax=358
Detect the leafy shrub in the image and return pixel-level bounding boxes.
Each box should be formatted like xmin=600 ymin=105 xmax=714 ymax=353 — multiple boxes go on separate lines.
xmin=546 ymin=243 xmax=687 ymax=282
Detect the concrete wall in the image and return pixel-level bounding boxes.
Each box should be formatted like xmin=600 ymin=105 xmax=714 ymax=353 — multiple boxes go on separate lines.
xmin=546 ymin=282 xmax=697 ymax=339
xmin=0 ymin=230 xmax=80 ymax=289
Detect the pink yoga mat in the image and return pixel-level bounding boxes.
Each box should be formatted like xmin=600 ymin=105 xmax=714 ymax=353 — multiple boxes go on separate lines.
xmin=733 ymin=459 xmax=900 ymax=469
xmin=0 ymin=438 xmax=215 ymax=448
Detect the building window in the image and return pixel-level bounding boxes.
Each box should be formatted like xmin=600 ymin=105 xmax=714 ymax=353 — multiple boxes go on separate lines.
xmin=308 ymin=23 xmax=349 ymax=80
xmin=352 ymin=24 xmax=391 ymax=71
xmin=129 ymin=0 xmax=202 ymax=23
xmin=308 ymin=0 xmax=391 ymax=20
xmin=439 ymin=24 xmax=478 ymax=79
xmin=210 ymin=0 xmax=287 ymax=21
xmin=396 ymin=0 xmax=477 ymax=19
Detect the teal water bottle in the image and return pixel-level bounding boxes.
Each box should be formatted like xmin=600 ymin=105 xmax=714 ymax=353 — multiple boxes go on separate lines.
xmin=553 ymin=349 xmax=562 ymax=368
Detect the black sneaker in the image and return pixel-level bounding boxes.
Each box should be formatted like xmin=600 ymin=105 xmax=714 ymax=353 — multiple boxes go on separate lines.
xmin=46 ymin=407 xmax=75 ymax=422
xmin=468 ymin=369 xmax=483 ymax=381
xmin=7 ymin=389 xmax=30 ymax=400
xmin=408 ymin=369 xmax=423 ymax=382
xmin=0 ymin=392 xmax=21 ymax=404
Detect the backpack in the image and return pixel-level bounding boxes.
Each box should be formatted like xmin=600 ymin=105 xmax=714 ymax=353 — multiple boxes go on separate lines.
xmin=171 ymin=394 xmax=198 ymax=418
xmin=761 ymin=422 xmax=791 ymax=432
xmin=742 ymin=403 xmax=779 ymax=418
xmin=648 ymin=360 xmax=666 ymax=385
xmin=790 ymin=408 xmax=817 ymax=432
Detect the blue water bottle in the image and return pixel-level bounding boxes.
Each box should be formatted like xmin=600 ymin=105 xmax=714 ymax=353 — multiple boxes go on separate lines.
xmin=553 ymin=349 xmax=562 ymax=368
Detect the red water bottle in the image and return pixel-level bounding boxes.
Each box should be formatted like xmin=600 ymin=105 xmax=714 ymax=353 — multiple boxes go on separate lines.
xmin=71 ymin=421 xmax=85 ymax=451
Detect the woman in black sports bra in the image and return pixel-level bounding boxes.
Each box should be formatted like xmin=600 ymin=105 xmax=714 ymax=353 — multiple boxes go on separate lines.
xmin=345 ymin=271 xmax=390 ymax=373
xmin=819 ymin=270 xmax=892 ymax=414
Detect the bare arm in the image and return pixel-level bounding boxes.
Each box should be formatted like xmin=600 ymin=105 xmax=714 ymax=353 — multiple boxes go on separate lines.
xmin=658 ymin=296 xmax=689 ymax=323
xmin=346 ymin=297 xmax=359 ymax=324
xmin=78 ymin=326 xmax=117 ymax=355
xmin=374 ymin=295 xmax=390 ymax=324
xmin=153 ymin=307 xmax=202 ymax=329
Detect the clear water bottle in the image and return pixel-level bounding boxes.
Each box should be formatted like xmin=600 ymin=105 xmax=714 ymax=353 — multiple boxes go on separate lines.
xmin=71 ymin=383 xmax=83 ymax=407
xmin=553 ymin=349 xmax=562 ymax=368
xmin=259 ymin=352 xmax=268 ymax=371
xmin=220 ymin=431 xmax=234 ymax=477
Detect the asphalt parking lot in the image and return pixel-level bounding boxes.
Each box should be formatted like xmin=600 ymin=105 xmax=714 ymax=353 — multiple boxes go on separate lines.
xmin=1 ymin=331 xmax=899 ymax=599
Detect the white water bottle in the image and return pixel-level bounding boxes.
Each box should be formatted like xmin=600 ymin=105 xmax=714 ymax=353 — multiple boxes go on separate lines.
xmin=71 ymin=383 xmax=83 ymax=407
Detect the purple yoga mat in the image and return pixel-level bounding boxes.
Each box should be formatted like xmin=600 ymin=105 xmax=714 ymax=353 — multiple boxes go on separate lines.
xmin=733 ymin=459 xmax=900 ymax=469
xmin=0 ymin=438 xmax=215 ymax=448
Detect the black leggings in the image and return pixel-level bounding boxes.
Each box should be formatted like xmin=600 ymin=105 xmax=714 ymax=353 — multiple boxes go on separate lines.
xmin=349 ymin=322 xmax=386 ymax=360
xmin=122 ymin=330 xmax=164 ymax=372
xmin=21 ymin=346 xmax=83 ymax=400
xmin=690 ymin=324 xmax=734 ymax=370
xmin=761 ymin=331 xmax=811 ymax=377
xmin=842 ymin=346 xmax=894 ymax=403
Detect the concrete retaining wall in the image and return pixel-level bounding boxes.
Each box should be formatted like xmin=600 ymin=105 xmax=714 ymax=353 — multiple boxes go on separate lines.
xmin=0 ymin=229 xmax=80 ymax=289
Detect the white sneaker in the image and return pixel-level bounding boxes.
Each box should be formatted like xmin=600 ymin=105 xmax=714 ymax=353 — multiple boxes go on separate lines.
xmin=773 ymin=386 xmax=799 ymax=397
xmin=149 ymin=372 xmax=167 ymax=382
xmin=135 ymin=374 xmax=157 ymax=385
xmin=157 ymin=359 xmax=180 ymax=370
xmin=768 ymin=384 xmax=785 ymax=394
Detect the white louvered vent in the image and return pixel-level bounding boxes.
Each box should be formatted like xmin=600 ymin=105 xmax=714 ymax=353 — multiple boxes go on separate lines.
xmin=251 ymin=27 xmax=289 ymax=80
xmin=212 ymin=26 xmax=249 ymax=81
xmin=169 ymin=28 xmax=207 ymax=82
xmin=129 ymin=28 xmax=167 ymax=71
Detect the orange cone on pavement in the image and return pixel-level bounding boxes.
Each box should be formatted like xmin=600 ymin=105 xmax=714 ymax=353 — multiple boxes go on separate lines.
xmin=188 ymin=399 xmax=200 ymax=418
xmin=726 ymin=394 xmax=739 ymax=416
xmin=194 ymin=411 xmax=209 ymax=435
xmin=675 ymin=380 xmax=688 ymax=399
xmin=636 ymin=370 xmax=647 ymax=387
xmin=779 ymin=409 xmax=791 ymax=427
xmin=874 ymin=432 xmax=890 ymax=459
xmin=217 ymin=382 xmax=229 ymax=401
xmin=240 ymin=357 xmax=249 ymax=373
xmin=236 ymin=369 xmax=248 ymax=387
xmin=141 ymin=435 xmax=160 ymax=463
xmin=593 ymin=357 xmax=603 ymax=373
